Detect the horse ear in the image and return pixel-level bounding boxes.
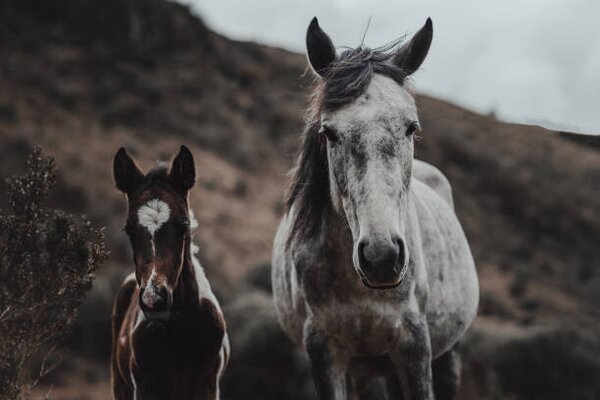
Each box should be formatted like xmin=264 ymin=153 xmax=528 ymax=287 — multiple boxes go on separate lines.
xmin=392 ymin=18 xmax=433 ymax=76
xmin=113 ymin=147 xmax=143 ymax=194
xmin=306 ymin=17 xmax=336 ymax=76
xmin=169 ymin=145 xmax=196 ymax=193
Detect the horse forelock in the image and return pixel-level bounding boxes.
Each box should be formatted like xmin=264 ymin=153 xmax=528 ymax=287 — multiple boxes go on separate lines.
xmin=322 ymin=42 xmax=407 ymax=108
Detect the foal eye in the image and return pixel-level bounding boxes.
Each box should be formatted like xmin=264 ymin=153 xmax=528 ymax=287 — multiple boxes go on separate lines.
xmin=176 ymin=219 xmax=190 ymax=233
xmin=406 ymin=122 xmax=420 ymax=137
xmin=319 ymin=125 xmax=339 ymax=143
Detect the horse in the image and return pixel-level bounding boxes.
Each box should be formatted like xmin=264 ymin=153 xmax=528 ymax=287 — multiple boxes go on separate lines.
xmin=110 ymin=145 xmax=229 ymax=399
xmin=272 ymin=17 xmax=479 ymax=400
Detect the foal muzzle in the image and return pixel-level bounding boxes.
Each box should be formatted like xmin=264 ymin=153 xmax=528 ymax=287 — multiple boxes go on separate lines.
xmin=139 ymin=285 xmax=172 ymax=321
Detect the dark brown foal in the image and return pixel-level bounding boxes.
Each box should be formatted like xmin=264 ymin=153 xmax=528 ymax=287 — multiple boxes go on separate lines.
xmin=111 ymin=146 xmax=228 ymax=400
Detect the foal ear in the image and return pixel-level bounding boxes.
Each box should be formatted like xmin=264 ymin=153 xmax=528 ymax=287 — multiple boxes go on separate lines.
xmin=113 ymin=147 xmax=143 ymax=194
xmin=392 ymin=18 xmax=433 ymax=76
xmin=306 ymin=17 xmax=336 ymax=76
xmin=169 ymin=145 xmax=196 ymax=193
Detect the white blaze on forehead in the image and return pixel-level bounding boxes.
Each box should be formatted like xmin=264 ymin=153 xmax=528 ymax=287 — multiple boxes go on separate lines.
xmin=137 ymin=199 xmax=170 ymax=236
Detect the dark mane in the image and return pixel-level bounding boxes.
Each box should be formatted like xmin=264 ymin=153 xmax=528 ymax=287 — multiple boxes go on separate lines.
xmin=145 ymin=163 xmax=169 ymax=181
xmin=322 ymin=42 xmax=407 ymax=108
xmin=134 ymin=163 xmax=172 ymax=195
xmin=285 ymin=43 xmax=407 ymax=244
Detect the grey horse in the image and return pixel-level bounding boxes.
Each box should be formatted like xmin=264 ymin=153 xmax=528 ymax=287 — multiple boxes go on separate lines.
xmin=272 ymin=17 xmax=479 ymax=400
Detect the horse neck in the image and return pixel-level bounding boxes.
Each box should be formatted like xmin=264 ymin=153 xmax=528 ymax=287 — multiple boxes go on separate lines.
xmin=172 ymin=238 xmax=199 ymax=313
xmin=321 ymin=204 xmax=354 ymax=254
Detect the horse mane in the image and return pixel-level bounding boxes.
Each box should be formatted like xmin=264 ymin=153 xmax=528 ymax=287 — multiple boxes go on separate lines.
xmin=146 ymin=162 xmax=170 ymax=179
xmin=285 ymin=42 xmax=408 ymax=244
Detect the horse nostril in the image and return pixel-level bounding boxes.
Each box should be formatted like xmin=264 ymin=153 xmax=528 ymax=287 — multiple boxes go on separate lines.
xmin=358 ymin=239 xmax=369 ymax=269
xmin=139 ymin=285 xmax=171 ymax=314
xmin=155 ymin=286 xmax=170 ymax=311
xmin=138 ymin=287 xmax=148 ymax=312
xmin=395 ymin=238 xmax=406 ymax=267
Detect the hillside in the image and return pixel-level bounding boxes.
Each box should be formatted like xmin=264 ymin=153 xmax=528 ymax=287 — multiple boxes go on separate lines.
xmin=1 ymin=1 xmax=599 ymax=399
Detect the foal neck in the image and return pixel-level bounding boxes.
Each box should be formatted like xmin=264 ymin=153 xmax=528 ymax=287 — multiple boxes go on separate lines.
xmin=173 ymin=241 xmax=200 ymax=314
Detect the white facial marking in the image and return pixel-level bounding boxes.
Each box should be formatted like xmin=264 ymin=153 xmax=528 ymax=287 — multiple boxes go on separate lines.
xmin=137 ymin=199 xmax=170 ymax=236
xmin=189 ymin=209 xmax=199 ymax=230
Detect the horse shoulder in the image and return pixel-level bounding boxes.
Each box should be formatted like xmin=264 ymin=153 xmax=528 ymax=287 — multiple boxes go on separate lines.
xmin=112 ymin=273 xmax=137 ymax=339
xmin=271 ymin=209 xmax=311 ymax=345
xmin=412 ymin=159 xmax=454 ymax=210
xmin=410 ymin=181 xmax=479 ymax=356
xmin=188 ymin=251 xmax=228 ymax=361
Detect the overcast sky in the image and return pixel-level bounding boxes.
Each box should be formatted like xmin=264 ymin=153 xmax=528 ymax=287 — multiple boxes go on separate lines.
xmin=180 ymin=0 xmax=600 ymax=134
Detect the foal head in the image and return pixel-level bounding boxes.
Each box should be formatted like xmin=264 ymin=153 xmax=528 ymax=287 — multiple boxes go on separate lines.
xmin=113 ymin=146 xmax=196 ymax=320
xmin=288 ymin=18 xmax=433 ymax=289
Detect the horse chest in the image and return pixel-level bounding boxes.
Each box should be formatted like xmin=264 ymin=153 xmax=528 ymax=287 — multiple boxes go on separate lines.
xmin=315 ymin=299 xmax=412 ymax=355
xmin=300 ymin=257 xmax=418 ymax=355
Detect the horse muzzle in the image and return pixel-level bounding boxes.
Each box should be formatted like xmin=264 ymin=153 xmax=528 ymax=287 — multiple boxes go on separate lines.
xmin=139 ymin=284 xmax=172 ymax=321
xmin=356 ymin=237 xmax=409 ymax=289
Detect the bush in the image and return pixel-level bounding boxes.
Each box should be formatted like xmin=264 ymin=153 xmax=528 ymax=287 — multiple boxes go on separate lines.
xmin=0 ymin=147 xmax=107 ymax=399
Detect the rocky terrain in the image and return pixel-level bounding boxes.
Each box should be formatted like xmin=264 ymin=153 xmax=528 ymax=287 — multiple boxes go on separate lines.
xmin=1 ymin=1 xmax=599 ymax=399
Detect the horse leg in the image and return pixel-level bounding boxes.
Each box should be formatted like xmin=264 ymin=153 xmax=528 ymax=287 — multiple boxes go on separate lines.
xmin=346 ymin=373 xmax=359 ymax=400
xmin=111 ymin=358 xmax=132 ymax=400
xmin=193 ymin=357 xmax=222 ymax=400
xmin=353 ymin=376 xmax=398 ymax=400
xmin=111 ymin=278 xmax=136 ymax=400
xmin=304 ymin=322 xmax=349 ymax=400
xmin=390 ymin=317 xmax=434 ymax=400
xmin=432 ymin=343 xmax=461 ymax=400
xmin=348 ymin=374 xmax=383 ymax=400
xmin=131 ymin=325 xmax=172 ymax=400
xmin=385 ymin=375 xmax=404 ymax=400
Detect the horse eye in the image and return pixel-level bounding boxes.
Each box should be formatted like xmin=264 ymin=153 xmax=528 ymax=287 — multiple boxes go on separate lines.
xmin=406 ymin=122 xmax=420 ymax=137
xmin=319 ymin=125 xmax=339 ymax=143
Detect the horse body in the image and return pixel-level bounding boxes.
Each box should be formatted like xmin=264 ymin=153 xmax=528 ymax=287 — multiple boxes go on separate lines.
xmin=112 ymin=253 xmax=229 ymax=399
xmin=272 ymin=17 xmax=478 ymax=399
xmin=111 ymin=146 xmax=228 ymax=400
xmin=273 ymin=172 xmax=477 ymax=358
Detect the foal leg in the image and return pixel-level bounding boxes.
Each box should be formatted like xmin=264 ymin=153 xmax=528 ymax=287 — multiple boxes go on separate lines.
xmin=432 ymin=343 xmax=461 ymax=400
xmin=304 ymin=322 xmax=349 ymax=400
xmin=131 ymin=325 xmax=172 ymax=400
xmin=111 ymin=358 xmax=133 ymax=400
xmin=193 ymin=356 xmax=223 ymax=400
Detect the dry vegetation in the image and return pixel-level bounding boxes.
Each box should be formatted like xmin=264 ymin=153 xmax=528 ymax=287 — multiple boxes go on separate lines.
xmin=0 ymin=148 xmax=107 ymax=399
xmin=1 ymin=0 xmax=599 ymax=399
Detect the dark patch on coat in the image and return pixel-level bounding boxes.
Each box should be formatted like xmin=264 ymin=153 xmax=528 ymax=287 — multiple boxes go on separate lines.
xmin=376 ymin=134 xmax=398 ymax=164
xmin=349 ymin=130 xmax=368 ymax=180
